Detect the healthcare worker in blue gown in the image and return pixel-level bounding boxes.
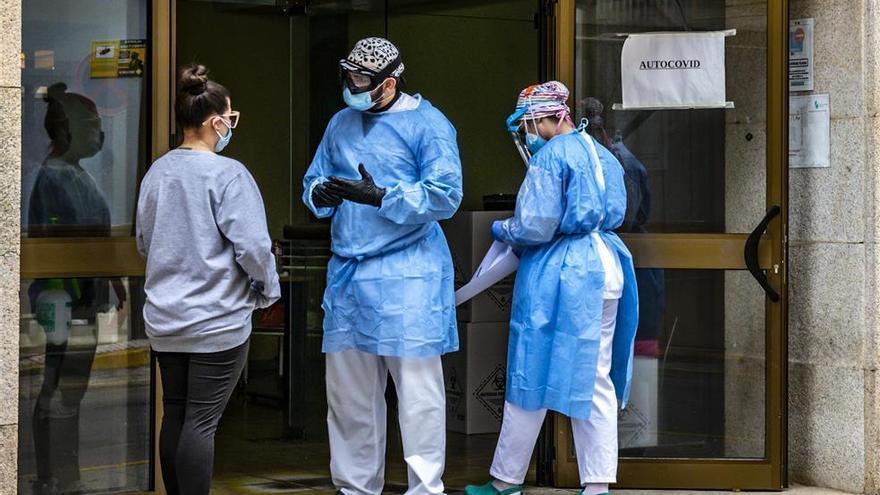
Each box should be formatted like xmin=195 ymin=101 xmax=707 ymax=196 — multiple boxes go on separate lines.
xmin=465 ymin=82 xmax=638 ymax=495
xmin=302 ymin=37 xmax=462 ymax=495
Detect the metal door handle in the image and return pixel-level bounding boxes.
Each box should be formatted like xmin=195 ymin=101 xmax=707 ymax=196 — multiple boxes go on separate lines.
xmin=744 ymin=205 xmax=781 ymax=302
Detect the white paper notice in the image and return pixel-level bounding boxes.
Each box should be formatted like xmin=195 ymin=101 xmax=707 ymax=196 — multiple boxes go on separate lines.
xmin=789 ymin=18 xmax=814 ymax=92
xmin=789 ymin=94 xmax=830 ymax=169
xmin=618 ymin=31 xmax=731 ymax=110
xmin=455 ymin=241 xmax=520 ymax=307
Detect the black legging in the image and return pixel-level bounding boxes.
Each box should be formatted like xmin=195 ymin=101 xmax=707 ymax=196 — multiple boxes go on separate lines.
xmin=156 ymin=340 xmax=249 ymax=495
xmin=33 ymin=340 xmax=96 ymax=489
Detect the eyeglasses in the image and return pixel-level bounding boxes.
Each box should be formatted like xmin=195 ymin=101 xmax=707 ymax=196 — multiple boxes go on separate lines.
xmin=202 ymin=110 xmax=240 ymax=129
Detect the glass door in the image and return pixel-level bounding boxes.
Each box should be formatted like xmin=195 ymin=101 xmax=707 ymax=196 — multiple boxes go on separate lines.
xmin=545 ymin=0 xmax=788 ymax=489
xmin=17 ymin=0 xmax=171 ymax=492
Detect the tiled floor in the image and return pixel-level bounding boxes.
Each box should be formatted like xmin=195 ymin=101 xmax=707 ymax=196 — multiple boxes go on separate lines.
xmin=210 ymin=397 xmax=856 ymax=495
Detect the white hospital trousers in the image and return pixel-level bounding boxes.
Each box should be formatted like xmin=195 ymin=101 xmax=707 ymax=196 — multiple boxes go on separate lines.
xmin=490 ymin=299 xmax=620 ymax=485
xmin=326 ymin=349 xmax=446 ymax=495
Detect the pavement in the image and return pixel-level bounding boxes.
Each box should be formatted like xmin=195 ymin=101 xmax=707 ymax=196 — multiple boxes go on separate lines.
xmin=204 ymin=484 xmax=857 ymax=495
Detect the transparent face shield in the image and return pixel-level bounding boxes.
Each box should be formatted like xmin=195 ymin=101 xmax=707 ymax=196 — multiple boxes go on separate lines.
xmin=510 ymin=129 xmax=531 ymax=167
xmin=506 ymin=107 xmax=532 ymax=167
xmin=508 ymin=101 xmax=576 ymax=167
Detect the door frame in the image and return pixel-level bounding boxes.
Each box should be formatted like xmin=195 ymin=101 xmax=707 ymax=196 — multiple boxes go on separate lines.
xmin=545 ymin=0 xmax=788 ymax=489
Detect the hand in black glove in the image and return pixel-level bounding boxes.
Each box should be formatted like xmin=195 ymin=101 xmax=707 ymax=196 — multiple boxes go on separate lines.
xmin=326 ymin=163 xmax=386 ymax=207
xmin=311 ymin=181 xmax=343 ymax=208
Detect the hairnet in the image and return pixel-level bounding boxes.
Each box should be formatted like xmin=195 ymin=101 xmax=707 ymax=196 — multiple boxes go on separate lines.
xmin=506 ymin=81 xmax=572 ymax=131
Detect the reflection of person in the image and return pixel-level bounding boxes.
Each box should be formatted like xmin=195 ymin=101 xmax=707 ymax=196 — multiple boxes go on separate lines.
xmin=579 ymin=97 xmax=664 ymax=355
xmin=28 ymin=82 xmax=126 ymax=495
xmin=136 ymin=64 xmax=280 ymax=495
xmin=466 ymin=82 xmax=638 ymax=495
xmin=29 ymin=83 xmax=109 ymax=236
xmin=577 ymin=97 xmax=648 ymax=232
xmin=303 ymin=37 xmax=462 ymax=495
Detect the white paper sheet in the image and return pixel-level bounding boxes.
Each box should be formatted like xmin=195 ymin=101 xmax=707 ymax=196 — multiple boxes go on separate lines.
xmin=455 ymin=241 xmax=520 ymax=307
xmin=618 ymin=31 xmax=731 ymax=110
xmin=789 ymin=94 xmax=830 ymax=168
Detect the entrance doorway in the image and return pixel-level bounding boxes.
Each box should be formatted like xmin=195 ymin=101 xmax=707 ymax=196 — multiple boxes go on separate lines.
xmin=163 ymin=0 xmax=789 ymax=492
xmin=15 ymin=0 xmax=788 ymax=492
xmin=173 ymin=1 xmax=539 ymax=492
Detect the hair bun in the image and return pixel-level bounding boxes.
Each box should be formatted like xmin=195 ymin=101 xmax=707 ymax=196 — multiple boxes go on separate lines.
xmin=579 ymin=96 xmax=604 ymax=119
xmin=45 ymin=82 xmax=68 ymax=102
xmin=179 ymin=63 xmax=209 ymax=96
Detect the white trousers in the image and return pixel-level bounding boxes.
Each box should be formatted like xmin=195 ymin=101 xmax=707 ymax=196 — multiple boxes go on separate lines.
xmin=326 ymin=349 xmax=446 ymax=495
xmin=490 ymin=299 xmax=620 ymax=486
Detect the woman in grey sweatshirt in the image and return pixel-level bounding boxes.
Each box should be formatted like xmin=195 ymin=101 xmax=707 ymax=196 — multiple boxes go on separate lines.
xmin=136 ymin=63 xmax=280 ymax=495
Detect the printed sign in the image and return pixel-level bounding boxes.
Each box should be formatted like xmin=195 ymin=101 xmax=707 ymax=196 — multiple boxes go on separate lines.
xmin=789 ymin=18 xmax=815 ymax=92
xmin=90 ymin=39 xmax=147 ymax=79
xmin=789 ymin=94 xmax=830 ymax=168
xmin=618 ymin=356 xmax=659 ymax=449
xmin=473 ymin=365 xmax=506 ymax=422
xmin=445 ymin=366 xmax=464 ymax=420
xmin=618 ymin=31 xmax=732 ymax=110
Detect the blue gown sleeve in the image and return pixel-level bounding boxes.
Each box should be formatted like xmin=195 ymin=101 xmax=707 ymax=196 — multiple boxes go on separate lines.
xmin=376 ymin=121 xmax=463 ymax=225
xmin=495 ymin=151 xmax=565 ymax=246
xmin=302 ymin=119 xmax=337 ymax=219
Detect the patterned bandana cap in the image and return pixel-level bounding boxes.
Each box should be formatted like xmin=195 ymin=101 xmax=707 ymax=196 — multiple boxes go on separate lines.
xmin=341 ymin=37 xmax=405 ymax=78
xmin=507 ymin=81 xmax=572 ymax=130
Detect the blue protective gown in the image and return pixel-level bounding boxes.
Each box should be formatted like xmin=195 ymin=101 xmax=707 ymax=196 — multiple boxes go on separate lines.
xmin=494 ymin=130 xmax=639 ymax=420
xmin=303 ymin=96 xmax=463 ymax=358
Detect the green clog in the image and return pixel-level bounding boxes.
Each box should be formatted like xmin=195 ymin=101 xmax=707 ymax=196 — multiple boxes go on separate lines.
xmin=464 ymin=481 xmax=524 ymax=495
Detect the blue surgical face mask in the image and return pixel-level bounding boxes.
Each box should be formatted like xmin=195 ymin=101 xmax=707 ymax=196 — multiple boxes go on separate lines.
xmin=343 ymin=86 xmax=378 ymax=112
xmin=523 ymin=117 xmax=547 ymax=154
xmin=214 ymin=118 xmax=232 ymax=153
xmin=525 ymin=132 xmax=547 ymax=154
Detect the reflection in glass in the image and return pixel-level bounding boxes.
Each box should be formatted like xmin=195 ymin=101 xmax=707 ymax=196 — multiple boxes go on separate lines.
xmin=21 ymin=0 xmax=148 ymax=236
xmin=574 ymin=0 xmax=767 ymax=234
xmin=19 ymin=0 xmax=151 ymax=491
xmin=574 ymin=0 xmax=769 ymax=459
xmin=22 ymin=86 xmax=145 ymax=494
xmin=563 ymin=269 xmax=766 ymax=459
xmin=28 ymin=84 xmax=110 ymax=237
xmin=19 ymin=278 xmax=150 ymax=494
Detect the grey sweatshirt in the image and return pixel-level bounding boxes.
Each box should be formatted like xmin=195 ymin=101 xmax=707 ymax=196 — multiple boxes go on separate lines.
xmin=136 ymin=149 xmax=280 ymax=353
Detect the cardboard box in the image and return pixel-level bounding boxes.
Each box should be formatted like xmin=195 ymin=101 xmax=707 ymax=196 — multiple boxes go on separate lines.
xmin=441 ymin=211 xmax=515 ymax=323
xmin=443 ymin=321 xmax=510 ymax=435
xmin=618 ymin=356 xmax=659 ymax=448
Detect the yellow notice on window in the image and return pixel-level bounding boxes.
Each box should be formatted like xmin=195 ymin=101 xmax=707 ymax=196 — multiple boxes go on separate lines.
xmin=90 ymin=39 xmax=146 ymax=78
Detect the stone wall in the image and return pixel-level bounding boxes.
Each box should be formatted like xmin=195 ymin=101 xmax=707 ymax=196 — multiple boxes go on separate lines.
xmin=787 ymin=0 xmax=878 ymax=493
xmin=863 ymin=1 xmax=880 ymax=493
xmin=0 ymin=0 xmax=21 ymax=491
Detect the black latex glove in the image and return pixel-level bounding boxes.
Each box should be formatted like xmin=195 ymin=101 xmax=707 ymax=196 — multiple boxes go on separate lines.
xmin=326 ymin=163 xmax=386 ymax=207
xmin=311 ymin=181 xmax=343 ymax=208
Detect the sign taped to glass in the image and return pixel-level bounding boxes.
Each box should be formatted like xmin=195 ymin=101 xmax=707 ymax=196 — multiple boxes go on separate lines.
xmin=616 ymin=31 xmax=734 ymax=110
xmin=90 ymin=39 xmax=147 ymax=78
